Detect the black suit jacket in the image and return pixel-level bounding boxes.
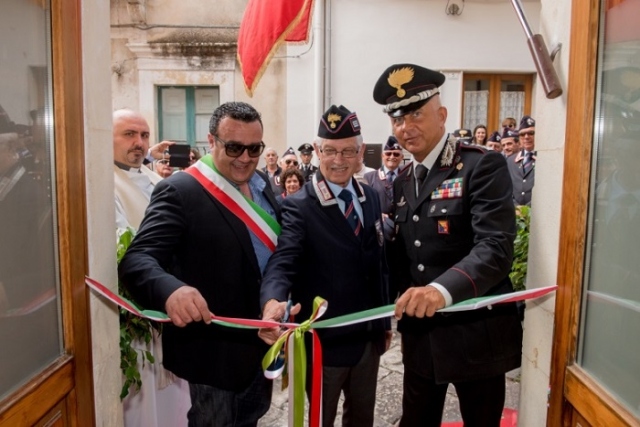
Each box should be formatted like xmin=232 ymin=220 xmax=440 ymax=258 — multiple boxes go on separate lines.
xmin=119 ymin=170 xmax=280 ymax=391
xmin=390 ymin=137 xmax=522 ymax=383
xmin=260 ymin=173 xmax=389 ymax=367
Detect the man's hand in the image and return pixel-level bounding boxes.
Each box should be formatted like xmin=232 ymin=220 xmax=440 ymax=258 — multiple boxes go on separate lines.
xmin=394 ymin=285 xmax=445 ymax=320
xmin=165 ymin=286 xmax=212 ymax=327
xmin=149 ymin=140 xmax=176 ymax=160
xmin=258 ymin=299 xmax=301 ymax=345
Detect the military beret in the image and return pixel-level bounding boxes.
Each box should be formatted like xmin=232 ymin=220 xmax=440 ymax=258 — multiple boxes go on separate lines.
xmin=283 ymin=147 xmax=296 ymax=156
xmin=519 ymin=115 xmax=535 ymax=130
xmin=383 ymin=136 xmax=402 ymax=151
xmin=502 ymin=128 xmax=520 ymax=140
xmin=487 ymin=131 xmax=502 ymax=143
xmin=373 ymin=63 xmax=446 ymax=118
xmin=318 ymin=105 xmax=361 ymax=140
xmin=452 ymin=128 xmax=473 ymax=144
xmin=298 ymin=143 xmax=313 ymax=154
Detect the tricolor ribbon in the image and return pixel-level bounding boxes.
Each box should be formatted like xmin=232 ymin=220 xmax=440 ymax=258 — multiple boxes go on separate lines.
xmin=186 ymin=155 xmax=281 ymax=252
xmin=86 ymin=277 xmax=557 ymax=427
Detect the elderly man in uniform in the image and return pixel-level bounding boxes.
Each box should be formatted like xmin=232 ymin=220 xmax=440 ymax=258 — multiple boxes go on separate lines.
xmin=486 ymin=131 xmax=503 ymax=153
xmin=373 ymin=63 xmax=522 ymax=427
xmin=297 ymin=142 xmax=318 ymax=182
xmin=259 ymin=105 xmax=391 ymax=427
xmin=508 ymin=115 xmax=536 ymax=206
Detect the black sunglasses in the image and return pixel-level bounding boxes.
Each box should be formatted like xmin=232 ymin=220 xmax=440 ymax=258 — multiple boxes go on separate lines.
xmin=383 ymin=151 xmax=402 ymax=158
xmin=216 ymin=136 xmax=265 ymax=158
xmin=285 ymin=159 xmax=299 ymax=166
xmin=519 ymin=131 xmax=535 ymax=137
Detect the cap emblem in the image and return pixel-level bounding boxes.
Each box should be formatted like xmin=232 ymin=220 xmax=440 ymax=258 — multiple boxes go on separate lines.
xmin=327 ymin=113 xmax=342 ymax=129
xmin=388 ymin=67 xmax=414 ymax=99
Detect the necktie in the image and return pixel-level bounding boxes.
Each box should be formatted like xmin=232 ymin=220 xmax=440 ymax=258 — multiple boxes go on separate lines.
xmin=523 ymin=152 xmax=533 ymax=174
xmin=415 ymin=164 xmax=428 ymax=187
xmin=338 ymin=189 xmax=362 ymax=237
xmin=386 ymin=171 xmax=394 ymax=185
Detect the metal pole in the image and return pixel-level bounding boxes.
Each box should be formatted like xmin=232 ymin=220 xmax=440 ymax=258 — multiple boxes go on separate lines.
xmin=510 ymin=0 xmax=563 ymax=99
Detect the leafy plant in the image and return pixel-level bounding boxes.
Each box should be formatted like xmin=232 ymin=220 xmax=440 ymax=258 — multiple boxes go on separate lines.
xmin=117 ymin=228 xmax=157 ymax=399
xmin=510 ymin=205 xmax=530 ymax=292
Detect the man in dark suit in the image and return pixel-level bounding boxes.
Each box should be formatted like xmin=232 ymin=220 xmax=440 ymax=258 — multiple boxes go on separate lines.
xmin=297 ymin=142 xmax=318 ymax=182
xmin=508 ymin=115 xmax=536 ymax=206
xmin=119 ymin=102 xmax=280 ymax=427
xmin=259 ymin=105 xmax=391 ymax=427
xmin=373 ymin=63 xmax=522 ymax=427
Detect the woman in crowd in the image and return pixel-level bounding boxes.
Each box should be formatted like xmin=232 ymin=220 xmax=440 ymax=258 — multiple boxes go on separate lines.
xmin=276 ymin=168 xmax=305 ymax=204
xmin=472 ymin=124 xmax=487 ymax=145
xmin=189 ymin=147 xmax=201 ymax=166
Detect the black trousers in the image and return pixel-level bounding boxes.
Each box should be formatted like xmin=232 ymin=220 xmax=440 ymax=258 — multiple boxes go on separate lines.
xmin=399 ymin=334 xmax=506 ymax=427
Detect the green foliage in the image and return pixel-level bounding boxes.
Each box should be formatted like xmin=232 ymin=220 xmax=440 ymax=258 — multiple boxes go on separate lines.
xmin=510 ymin=206 xmax=530 ymax=291
xmin=117 ymin=228 xmax=158 ymax=399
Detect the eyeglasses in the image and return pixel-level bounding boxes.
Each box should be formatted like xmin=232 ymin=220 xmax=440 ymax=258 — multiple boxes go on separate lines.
xmin=285 ymin=159 xmax=299 ymax=166
xmin=320 ymin=148 xmax=358 ymax=158
xmin=519 ymin=131 xmax=535 ymax=137
xmin=215 ymin=136 xmax=265 ymax=158
xmin=383 ymin=151 xmax=402 ymax=158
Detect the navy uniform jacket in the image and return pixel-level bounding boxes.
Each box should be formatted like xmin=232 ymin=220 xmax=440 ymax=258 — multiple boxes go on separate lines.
xmin=390 ymin=137 xmax=522 ymax=383
xmin=299 ymin=163 xmax=318 ymax=182
xmin=119 ymin=170 xmax=280 ymax=392
xmin=507 ymin=150 xmax=536 ymax=206
xmin=260 ymin=172 xmax=389 ymax=367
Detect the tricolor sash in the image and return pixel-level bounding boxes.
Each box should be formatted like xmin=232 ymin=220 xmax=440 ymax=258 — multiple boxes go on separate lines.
xmin=186 ymin=155 xmax=281 ymax=251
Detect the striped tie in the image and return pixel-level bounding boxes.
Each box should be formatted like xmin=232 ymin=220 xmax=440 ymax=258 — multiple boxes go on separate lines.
xmin=338 ymin=189 xmax=362 ymax=237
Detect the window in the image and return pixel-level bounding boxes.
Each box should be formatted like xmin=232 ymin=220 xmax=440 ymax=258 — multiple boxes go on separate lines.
xmin=158 ymin=86 xmax=219 ymax=149
xmin=462 ymin=74 xmax=533 ymax=132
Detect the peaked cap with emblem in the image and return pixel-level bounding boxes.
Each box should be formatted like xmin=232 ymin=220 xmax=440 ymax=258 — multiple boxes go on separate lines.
xmin=453 ymin=128 xmax=473 ymax=144
xmin=519 ymin=115 xmax=535 ymax=130
xmin=373 ymin=63 xmax=446 ymax=118
xmin=383 ymin=135 xmax=402 ymax=151
xmin=283 ymin=147 xmax=296 ymax=156
xmin=487 ymin=131 xmax=502 ymax=143
xmin=298 ymin=143 xmax=313 ymax=154
xmin=502 ymin=128 xmax=520 ymax=140
xmin=318 ymin=105 xmax=361 ymax=140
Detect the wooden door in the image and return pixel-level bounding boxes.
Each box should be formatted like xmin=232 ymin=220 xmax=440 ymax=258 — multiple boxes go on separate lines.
xmin=0 ymin=0 xmax=94 ymax=425
xmin=549 ymin=1 xmax=640 ymax=425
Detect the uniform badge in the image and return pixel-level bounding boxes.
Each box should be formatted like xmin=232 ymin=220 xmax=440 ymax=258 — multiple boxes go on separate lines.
xmin=327 ymin=113 xmax=341 ymax=129
xmin=375 ymin=219 xmax=384 ymax=246
xmin=430 ymin=204 xmax=436 ymax=213
xmin=456 ymin=163 xmax=463 ymax=171
xmin=387 ymin=67 xmax=414 ymax=98
xmin=438 ymin=220 xmax=450 ymax=234
xmin=317 ymin=180 xmax=333 ymax=201
xmin=397 ymin=196 xmax=406 ymax=207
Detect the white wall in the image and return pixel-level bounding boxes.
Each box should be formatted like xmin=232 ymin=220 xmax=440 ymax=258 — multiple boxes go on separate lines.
xmin=286 ymin=0 xmax=540 ymax=146
xmin=85 ymin=0 xmax=123 ymax=425
xmin=518 ymin=0 xmax=571 ymax=425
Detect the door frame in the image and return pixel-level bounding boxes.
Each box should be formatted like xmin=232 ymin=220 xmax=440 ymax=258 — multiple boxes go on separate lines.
xmin=0 ymin=0 xmax=94 ymax=424
xmin=548 ymin=1 xmax=639 ymax=425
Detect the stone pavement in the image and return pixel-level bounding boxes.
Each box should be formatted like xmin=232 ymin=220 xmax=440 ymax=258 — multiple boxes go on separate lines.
xmin=259 ymin=320 xmax=521 ymax=426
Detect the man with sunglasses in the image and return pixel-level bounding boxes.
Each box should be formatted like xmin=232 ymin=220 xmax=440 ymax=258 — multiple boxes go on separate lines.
xmin=508 ymin=115 xmax=536 ymax=206
xmin=120 ymin=102 xmax=280 ymax=426
xmin=373 ymin=63 xmax=522 ymax=427
xmin=259 ymin=105 xmax=391 ymax=427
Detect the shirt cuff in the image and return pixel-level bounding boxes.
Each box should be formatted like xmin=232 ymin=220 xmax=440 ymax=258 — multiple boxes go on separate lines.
xmin=145 ymin=148 xmax=155 ymax=163
xmin=428 ymin=282 xmax=452 ymax=307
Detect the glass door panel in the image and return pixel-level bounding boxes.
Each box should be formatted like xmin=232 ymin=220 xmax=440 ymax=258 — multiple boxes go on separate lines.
xmin=0 ymin=0 xmax=62 ymax=400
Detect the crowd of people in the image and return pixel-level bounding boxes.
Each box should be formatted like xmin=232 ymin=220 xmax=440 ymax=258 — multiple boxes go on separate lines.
xmin=113 ymin=62 xmax=529 ymax=427
xmin=451 ymin=114 xmax=538 ymax=207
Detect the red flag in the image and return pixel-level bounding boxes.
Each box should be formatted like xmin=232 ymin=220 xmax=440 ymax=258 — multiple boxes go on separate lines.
xmin=286 ymin=0 xmax=313 ymax=43
xmin=237 ymin=0 xmax=313 ymax=97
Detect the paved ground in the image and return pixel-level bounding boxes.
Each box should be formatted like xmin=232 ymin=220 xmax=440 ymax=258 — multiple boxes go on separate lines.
xmin=260 ymin=320 xmax=521 ymax=426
